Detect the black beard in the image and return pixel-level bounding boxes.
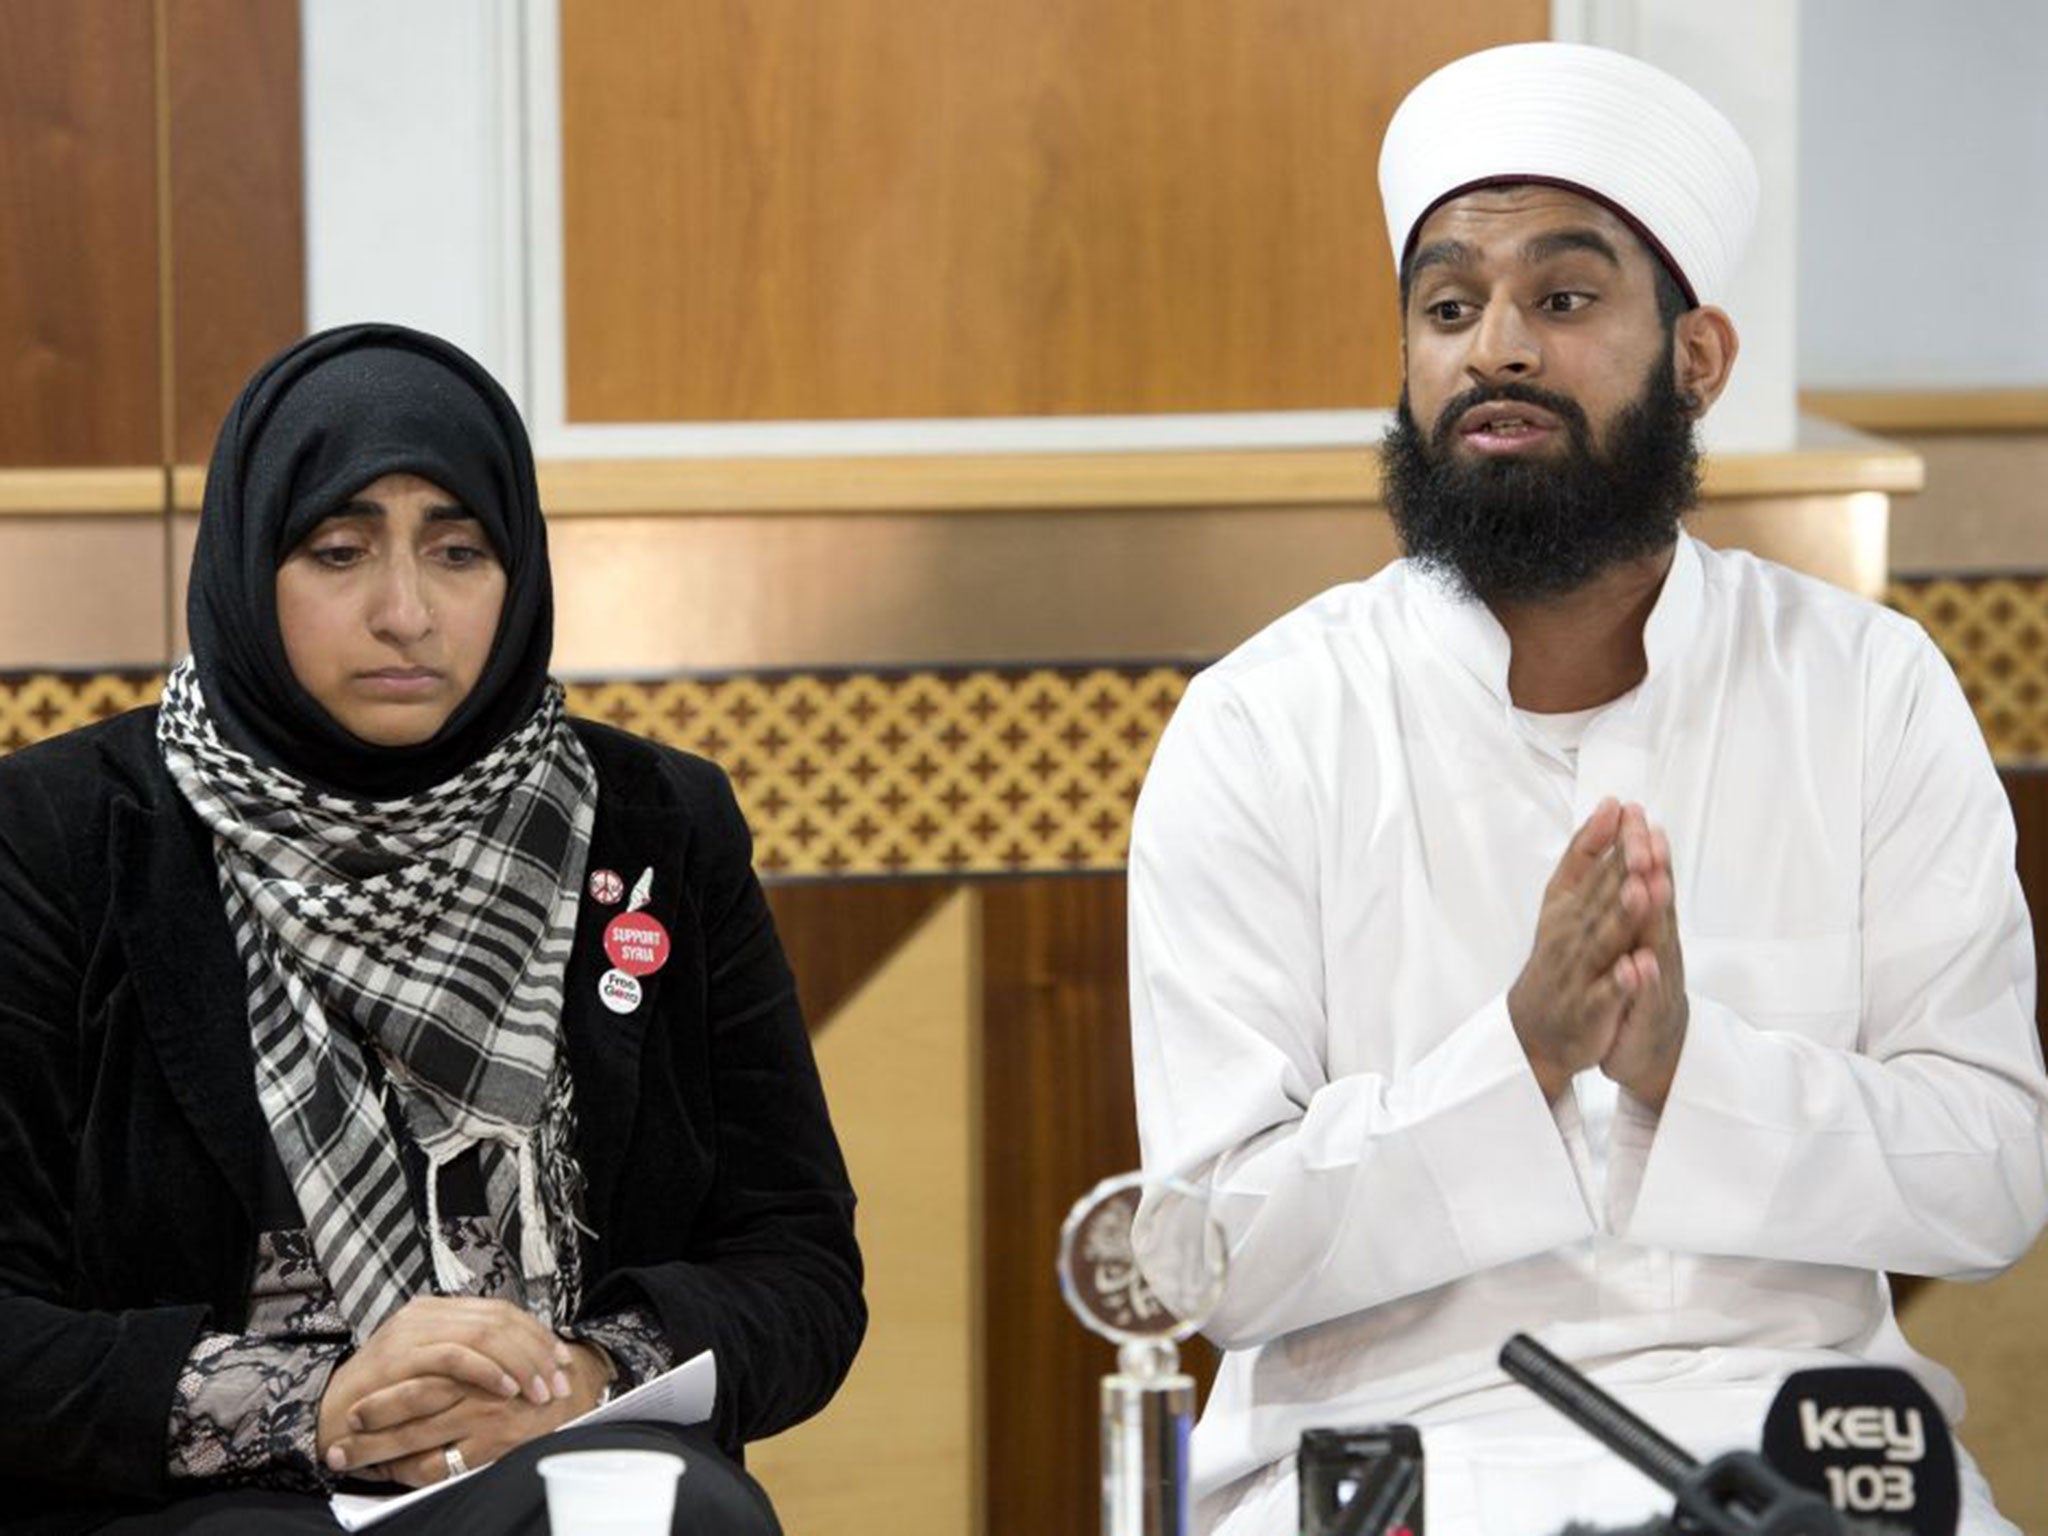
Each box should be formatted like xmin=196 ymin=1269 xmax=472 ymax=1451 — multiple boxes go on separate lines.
xmin=1380 ymin=360 xmax=1701 ymax=605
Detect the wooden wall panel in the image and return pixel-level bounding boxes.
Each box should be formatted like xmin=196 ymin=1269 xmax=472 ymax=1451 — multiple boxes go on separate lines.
xmin=766 ymin=879 xmax=958 ymax=1029
xmin=164 ymin=0 xmax=305 ymax=463
xmin=979 ymin=874 xmax=1215 ymax=1536
xmin=536 ymin=494 xmax=1879 ymax=676
xmin=0 ymin=0 xmax=162 ymax=467
xmin=981 ymin=875 xmax=1133 ymax=1536
xmin=749 ymin=890 xmax=981 ymax=1535
xmin=560 ymin=0 xmax=1547 ymax=425
xmin=538 ymin=504 xmax=1400 ymax=672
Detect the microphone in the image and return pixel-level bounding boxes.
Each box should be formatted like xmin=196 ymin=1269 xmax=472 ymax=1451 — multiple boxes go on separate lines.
xmin=1499 ymin=1334 xmax=1853 ymax=1535
xmin=1299 ymin=1425 xmax=1423 ymax=1536
xmin=1761 ymin=1367 xmax=1958 ymax=1536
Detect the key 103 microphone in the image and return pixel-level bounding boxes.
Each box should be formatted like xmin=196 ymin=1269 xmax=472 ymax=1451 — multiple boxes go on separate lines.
xmin=1761 ymin=1367 xmax=1958 ymax=1536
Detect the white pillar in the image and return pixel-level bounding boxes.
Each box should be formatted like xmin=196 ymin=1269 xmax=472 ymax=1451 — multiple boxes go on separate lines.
xmin=301 ymin=0 xmax=528 ymax=406
xmin=1555 ymin=0 xmax=1801 ymax=452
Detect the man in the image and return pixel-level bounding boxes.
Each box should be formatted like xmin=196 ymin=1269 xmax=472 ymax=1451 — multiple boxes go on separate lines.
xmin=1128 ymin=42 xmax=2048 ymax=1535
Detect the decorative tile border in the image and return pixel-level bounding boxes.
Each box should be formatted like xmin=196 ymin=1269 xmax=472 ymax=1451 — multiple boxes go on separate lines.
xmin=0 ymin=666 xmax=1191 ymax=878
xmin=4 ymin=574 xmax=2044 ymax=876
xmin=1886 ymin=577 xmax=2048 ymax=762
xmin=562 ymin=669 xmax=1189 ymax=877
xmin=0 ymin=672 xmax=163 ymax=751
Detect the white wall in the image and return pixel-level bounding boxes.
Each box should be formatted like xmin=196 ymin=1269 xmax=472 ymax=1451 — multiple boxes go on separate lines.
xmin=1799 ymin=0 xmax=2048 ymax=389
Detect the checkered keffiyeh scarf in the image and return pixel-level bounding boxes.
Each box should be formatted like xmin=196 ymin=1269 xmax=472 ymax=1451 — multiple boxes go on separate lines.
xmin=157 ymin=658 xmax=598 ymax=1340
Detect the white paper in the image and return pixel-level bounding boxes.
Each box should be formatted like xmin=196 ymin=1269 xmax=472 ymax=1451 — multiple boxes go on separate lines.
xmin=329 ymin=1348 xmax=716 ymax=1530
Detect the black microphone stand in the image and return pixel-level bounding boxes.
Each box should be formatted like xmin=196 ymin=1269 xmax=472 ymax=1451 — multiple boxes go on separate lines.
xmin=1498 ymin=1334 xmax=1850 ymax=1536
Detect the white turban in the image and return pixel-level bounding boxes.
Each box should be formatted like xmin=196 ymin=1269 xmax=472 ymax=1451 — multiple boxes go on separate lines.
xmin=1377 ymin=42 xmax=1759 ymax=308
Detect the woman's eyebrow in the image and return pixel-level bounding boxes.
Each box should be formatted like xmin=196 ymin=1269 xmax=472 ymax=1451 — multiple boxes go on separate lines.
xmin=322 ymin=500 xmax=474 ymax=522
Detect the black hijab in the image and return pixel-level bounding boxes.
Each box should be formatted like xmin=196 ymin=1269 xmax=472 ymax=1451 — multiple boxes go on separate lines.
xmin=187 ymin=323 xmax=553 ymax=799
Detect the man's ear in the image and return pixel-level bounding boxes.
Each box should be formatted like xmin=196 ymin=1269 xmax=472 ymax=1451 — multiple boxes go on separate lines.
xmin=1673 ymin=306 xmax=1738 ymax=414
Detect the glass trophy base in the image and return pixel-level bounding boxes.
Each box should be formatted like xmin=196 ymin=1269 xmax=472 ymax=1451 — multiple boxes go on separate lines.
xmin=1102 ymin=1372 xmax=1196 ymax=1536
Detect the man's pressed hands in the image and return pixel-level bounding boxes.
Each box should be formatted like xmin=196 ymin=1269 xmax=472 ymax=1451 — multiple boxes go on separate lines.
xmin=1600 ymin=804 xmax=1688 ymax=1106
xmin=316 ymin=1296 xmax=612 ymax=1487
xmin=1509 ymin=799 xmax=1688 ymax=1107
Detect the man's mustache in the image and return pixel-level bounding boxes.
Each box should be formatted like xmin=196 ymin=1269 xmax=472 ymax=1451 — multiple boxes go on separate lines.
xmin=1429 ymin=382 xmax=1593 ymax=452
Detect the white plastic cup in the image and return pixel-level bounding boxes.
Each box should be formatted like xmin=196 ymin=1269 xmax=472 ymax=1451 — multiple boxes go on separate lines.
xmin=536 ymin=1449 xmax=687 ymax=1536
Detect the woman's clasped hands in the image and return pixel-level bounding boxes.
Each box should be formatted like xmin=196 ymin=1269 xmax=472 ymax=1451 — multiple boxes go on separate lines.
xmin=316 ymin=1297 xmax=611 ymax=1487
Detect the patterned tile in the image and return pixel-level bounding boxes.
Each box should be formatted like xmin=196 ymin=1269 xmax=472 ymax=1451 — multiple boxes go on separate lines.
xmin=563 ymin=668 xmax=1189 ymax=877
xmin=1886 ymin=577 xmax=2048 ymax=762
xmin=2 ymin=576 xmax=2042 ymax=875
xmin=0 ymin=666 xmax=1191 ymax=878
xmin=0 ymin=672 xmax=163 ymax=752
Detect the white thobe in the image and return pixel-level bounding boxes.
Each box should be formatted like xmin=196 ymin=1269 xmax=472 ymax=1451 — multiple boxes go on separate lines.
xmin=1128 ymin=535 xmax=2048 ymax=1534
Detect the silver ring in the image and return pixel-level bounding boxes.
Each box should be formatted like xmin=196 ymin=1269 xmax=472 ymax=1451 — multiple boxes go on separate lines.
xmin=443 ymin=1444 xmax=468 ymax=1480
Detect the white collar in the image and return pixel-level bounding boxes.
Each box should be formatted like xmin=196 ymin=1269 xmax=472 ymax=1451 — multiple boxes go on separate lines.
xmin=1406 ymin=532 xmax=1705 ymax=707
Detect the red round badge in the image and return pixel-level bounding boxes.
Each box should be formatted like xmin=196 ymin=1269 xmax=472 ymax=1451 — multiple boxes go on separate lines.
xmin=603 ymin=912 xmax=671 ymax=977
xmin=588 ymin=868 xmax=625 ymax=904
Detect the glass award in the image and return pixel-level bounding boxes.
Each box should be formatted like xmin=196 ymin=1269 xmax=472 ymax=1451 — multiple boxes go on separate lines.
xmin=1059 ymin=1172 xmax=1228 ymax=1536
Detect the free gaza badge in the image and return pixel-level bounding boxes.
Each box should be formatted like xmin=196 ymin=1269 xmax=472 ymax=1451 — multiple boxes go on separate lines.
xmin=604 ymin=911 xmax=671 ymax=978
xmin=597 ymin=968 xmax=643 ymax=1014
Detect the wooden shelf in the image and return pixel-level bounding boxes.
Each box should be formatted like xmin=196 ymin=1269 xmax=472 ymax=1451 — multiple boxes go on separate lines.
xmin=137 ymin=419 xmax=1926 ymax=518
xmin=1800 ymin=388 xmax=2048 ymax=435
xmin=534 ymin=450 xmax=1377 ymax=515
xmin=0 ymin=467 xmax=166 ymax=516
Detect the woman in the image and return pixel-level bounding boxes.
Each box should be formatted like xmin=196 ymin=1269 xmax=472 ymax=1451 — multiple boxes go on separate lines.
xmin=0 ymin=324 xmax=864 ymax=1533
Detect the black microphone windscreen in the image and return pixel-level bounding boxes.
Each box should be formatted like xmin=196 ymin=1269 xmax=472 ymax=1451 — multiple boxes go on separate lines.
xmin=1760 ymin=1366 xmax=1959 ymax=1536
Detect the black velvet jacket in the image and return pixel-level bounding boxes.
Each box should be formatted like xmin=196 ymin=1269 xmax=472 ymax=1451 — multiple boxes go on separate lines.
xmin=0 ymin=711 xmax=864 ymax=1534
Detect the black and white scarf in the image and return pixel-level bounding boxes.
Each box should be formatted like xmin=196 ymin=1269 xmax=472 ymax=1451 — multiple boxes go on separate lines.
xmin=157 ymin=658 xmax=598 ymax=1340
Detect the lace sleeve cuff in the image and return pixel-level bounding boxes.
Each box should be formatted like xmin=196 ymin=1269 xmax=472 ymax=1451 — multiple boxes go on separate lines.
xmin=168 ymin=1331 xmax=348 ymax=1490
xmin=566 ymin=1306 xmax=676 ymax=1393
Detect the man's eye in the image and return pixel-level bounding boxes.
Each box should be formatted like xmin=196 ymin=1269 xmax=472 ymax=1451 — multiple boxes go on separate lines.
xmin=1426 ymin=299 xmax=1471 ymax=323
xmin=1541 ymin=291 xmax=1594 ymax=313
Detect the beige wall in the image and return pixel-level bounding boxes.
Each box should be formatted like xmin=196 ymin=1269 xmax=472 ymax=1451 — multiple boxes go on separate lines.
xmin=0 ymin=516 xmax=168 ymax=668
xmin=1889 ymin=431 xmax=2048 ymax=576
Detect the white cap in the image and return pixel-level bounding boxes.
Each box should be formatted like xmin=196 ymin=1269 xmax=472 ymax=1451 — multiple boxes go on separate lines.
xmin=1378 ymin=42 xmax=1759 ymax=308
